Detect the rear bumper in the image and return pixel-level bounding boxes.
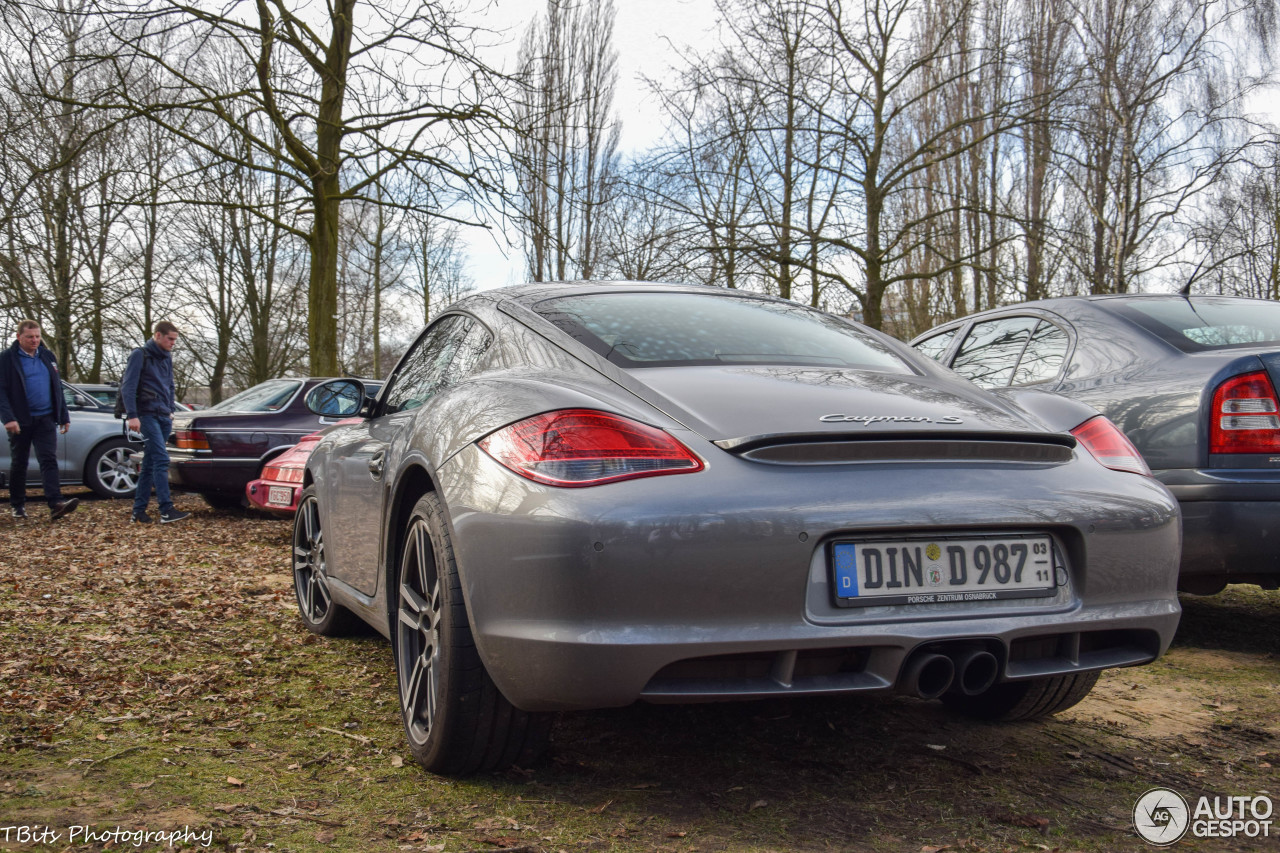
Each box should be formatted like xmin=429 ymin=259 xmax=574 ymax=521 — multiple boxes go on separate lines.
xmin=246 ymin=479 xmax=300 ymax=514
xmin=437 ymin=441 xmax=1183 ymax=712
xmin=475 ymin=607 xmax=1179 ymax=711
xmin=1160 ymin=469 xmax=1280 ymax=589
xmin=168 ymin=453 xmax=258 ymax=495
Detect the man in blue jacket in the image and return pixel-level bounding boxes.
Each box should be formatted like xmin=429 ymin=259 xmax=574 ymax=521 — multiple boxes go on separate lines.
xmin=0 ymin=320 xmax=78 ymax=520
xmin=121 ymin=321 xmax=189 ymax=524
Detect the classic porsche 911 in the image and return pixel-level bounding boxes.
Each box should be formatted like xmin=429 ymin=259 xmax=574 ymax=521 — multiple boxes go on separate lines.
xmin=293 ymin=282 xmax=1182 ymax=776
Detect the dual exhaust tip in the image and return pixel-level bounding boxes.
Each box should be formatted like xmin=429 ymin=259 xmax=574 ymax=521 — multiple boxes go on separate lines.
xmin=899 ymin=647 xmax=1000 ymax=699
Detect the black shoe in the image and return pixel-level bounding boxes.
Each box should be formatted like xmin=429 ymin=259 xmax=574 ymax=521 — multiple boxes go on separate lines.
xmin=159 ymin=509 xmax=190 ymax=524
xmin=11 ymin=506 xmax=27 ymax=519
xmin=130 ymin=510 xmax=153 ymax=524
xmin=49 ymin=499 xmax=79 ymax=520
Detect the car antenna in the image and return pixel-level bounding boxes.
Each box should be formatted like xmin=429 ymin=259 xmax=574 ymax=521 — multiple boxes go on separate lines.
xmin=1177 ymin=281 xmax=1193 ymax=299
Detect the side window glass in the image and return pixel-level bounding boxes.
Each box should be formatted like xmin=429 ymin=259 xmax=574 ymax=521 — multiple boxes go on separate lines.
xmin=913 ymin=329 xmax=957 ymax=362
xmin=1012 ymin=321 xmax=1069 ymax=385
xmin=441 ymin=320 xmax=493 ymax=386
xmin=951 ymin=316 xmax=1039 ymax=388
xmin=381 ymin=315 xmax=464 ymax=414
xmin=64 ymin=388 xmax=93 ymax=409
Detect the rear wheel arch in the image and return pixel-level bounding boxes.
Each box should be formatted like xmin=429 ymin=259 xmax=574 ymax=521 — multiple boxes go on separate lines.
xmin=384 ymin=464 xmax=439 ymax=632
xmin=392 ymin=490 xmax=549 ymax=774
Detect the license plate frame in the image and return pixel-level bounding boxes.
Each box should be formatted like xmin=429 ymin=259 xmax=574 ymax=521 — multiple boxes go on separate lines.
xmin=267 ymin=486 xmax=293 ymax=507
xmin=830 ymin=533 xmax=1058 ymax=608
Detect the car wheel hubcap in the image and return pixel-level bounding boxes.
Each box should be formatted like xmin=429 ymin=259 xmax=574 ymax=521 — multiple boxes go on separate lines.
xmin=98 ymin=447 xmax=139 ymax=494
xmin=293 ymin=497 xmax=331 ymax=623
xmin=397 ymin=518 xmax=441 ymax=746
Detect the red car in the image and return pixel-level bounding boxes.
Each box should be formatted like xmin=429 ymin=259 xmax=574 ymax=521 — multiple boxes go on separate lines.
xmin=245 ymin=419 xmax=360 ymax=514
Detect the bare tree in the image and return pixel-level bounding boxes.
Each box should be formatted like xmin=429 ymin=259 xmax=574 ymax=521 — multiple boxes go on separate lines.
xmin=405 ymin=211 xmax=473 ymax=324
xmin=653 ymin=61 xmax=766 ymax=290
xmin=45 ymin=0 xmax=513 ymax=375
xmin=1189 ymin=141 xmax=1280 ymax=298
xmin=720 ymin=0 xmax=846 ymax=302
xmin=812 ymin=0 xmax=1031 ymax=329
xmin=1015 ymin=0 xmax=1074 ymax=302
xmin=600 ymin=156 xmax=697 ymax=281
xmin=1060 ymin=0 xmax=1274 ymax=294
xmin=0 ymin=0 xmax=134 ymax=372
xmin=514 ymin=0 xmax=621 ymax=282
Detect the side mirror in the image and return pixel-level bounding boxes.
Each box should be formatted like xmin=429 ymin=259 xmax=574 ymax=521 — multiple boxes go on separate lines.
xmin=305 ymin=379 xmax=367 ymax=417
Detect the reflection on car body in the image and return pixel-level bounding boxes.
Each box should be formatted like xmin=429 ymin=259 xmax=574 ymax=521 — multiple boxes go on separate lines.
xmin=294 ymin=282 xmax=1181 ymax=777
xmin=913 ymin=294 xmax=1280 ymax=594
xmin=244 ymin=419 xmax=361 ymax=515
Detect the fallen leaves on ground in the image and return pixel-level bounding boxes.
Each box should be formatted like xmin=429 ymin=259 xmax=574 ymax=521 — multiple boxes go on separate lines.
xmin=1 ymin=494 xmax=298 ymax=749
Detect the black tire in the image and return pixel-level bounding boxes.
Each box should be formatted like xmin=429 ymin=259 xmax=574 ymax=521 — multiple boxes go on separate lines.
xmin=395 ymin=492 xmax=550 ymax=776
xmin=942 ymin=671 xmax=1100 ymax=721
xmin=292 ymin=486 xmax=358 ymax=636
xmin=83 ymin=438 xmax=139 ymax=498
xmin=200 ymin=492 xmax=244 ymax=510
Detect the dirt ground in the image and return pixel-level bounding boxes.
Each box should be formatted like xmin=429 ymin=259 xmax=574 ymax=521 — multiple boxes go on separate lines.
xmin=1 ymin=490 xmax=1278 ymax=852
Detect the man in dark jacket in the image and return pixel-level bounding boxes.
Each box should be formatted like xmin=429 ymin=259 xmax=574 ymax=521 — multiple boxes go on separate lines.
xmin=0 ymin=320 xmax=78 ymax=520
xmin=121 ymin=321 xmax=189 ymax=524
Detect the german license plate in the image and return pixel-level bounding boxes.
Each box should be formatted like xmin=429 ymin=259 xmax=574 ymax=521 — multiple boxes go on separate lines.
xmin=267 ymin=486 xmax=293 ymax=507
xmin=831 ymin=535 xmax=1057 ymax=607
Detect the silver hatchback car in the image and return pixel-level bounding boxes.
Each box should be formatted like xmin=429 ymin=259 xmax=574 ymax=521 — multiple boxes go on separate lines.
xmin=294 ymin=282 xmax=1182 ymax=776
xmin=0 ymin=383 xmax=139 ymax=499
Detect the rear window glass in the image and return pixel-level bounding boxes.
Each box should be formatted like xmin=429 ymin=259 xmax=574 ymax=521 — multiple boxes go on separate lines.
xmin=535 ymin=291 xmax=911 ymax=372
xmin=1111 ymin=297 xmax=1280 ymax=352
xmin=211 ymin=379 xmax=302 ymax=412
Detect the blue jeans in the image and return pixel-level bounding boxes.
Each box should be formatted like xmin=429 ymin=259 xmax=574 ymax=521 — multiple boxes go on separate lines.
xmin=7 ymin=414 xmax=63 ymax=509
xmin=133 ymin=414 xmax=173 ymax=515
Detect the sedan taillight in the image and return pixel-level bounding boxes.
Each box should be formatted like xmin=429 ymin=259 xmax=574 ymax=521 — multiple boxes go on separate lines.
xmin=1071 ymin=416 xmax=1151 ymax=476
xmin=1209 ymin=371 xmax=1280 ymax=454
xmin=175 ymin=429 xmax=209 ymax=450
xmin=478 ymin=409 xmax=704 ymax=487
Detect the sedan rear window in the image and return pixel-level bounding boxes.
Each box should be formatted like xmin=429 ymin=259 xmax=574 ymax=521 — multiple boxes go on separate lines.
xmin=210 ymin=379 xmax=303 ymax=412
xmin=1111 ymin=297 xmax=1280 ymax=352
xmin=535 ymin=291 xmax=911 ymax=371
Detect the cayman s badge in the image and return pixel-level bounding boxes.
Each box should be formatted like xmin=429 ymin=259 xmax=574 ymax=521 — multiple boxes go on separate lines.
xmin=820 ymin=414 xmax=964 ymax=425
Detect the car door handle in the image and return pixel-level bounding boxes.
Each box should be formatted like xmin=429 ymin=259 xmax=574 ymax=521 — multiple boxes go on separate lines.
xmin=368 ymin=449 xmax=385 ymax=479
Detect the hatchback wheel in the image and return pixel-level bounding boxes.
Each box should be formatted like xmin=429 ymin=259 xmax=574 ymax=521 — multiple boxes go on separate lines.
xmin=395 ymin=492 xmax=549 ymax=775
xmin=84 ymin=438 xmax=138 ymax=498
xmin=292 ymin=487 xmax=356 ymax=635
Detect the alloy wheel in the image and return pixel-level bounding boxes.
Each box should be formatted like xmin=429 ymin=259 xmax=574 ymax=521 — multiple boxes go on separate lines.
xmin=292 ymin=495 xmax=332 ymax=623
xmin=97 ymin=445 xmax=139 ymax=495
xmin=397 ymin=518 xmax=442 ymax=746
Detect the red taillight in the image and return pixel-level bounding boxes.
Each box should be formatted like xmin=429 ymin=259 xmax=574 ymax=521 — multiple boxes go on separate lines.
xmin=175 ymin=429 xmax=209 ymax=450
xmin=1210 ymin=371 xmax=1280 ymax=453
xmin=1071 ymin=416 xmax=1151 ymax=476
xmin=478 ymin=409 xmax=704 ymax=487
xmin=262 ymin=465 xmax=305 ymax=483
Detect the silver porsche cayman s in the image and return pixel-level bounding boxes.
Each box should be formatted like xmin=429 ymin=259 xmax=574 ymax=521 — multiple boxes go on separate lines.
xmin=293 ymin=282 xmax=1181 ymax=776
